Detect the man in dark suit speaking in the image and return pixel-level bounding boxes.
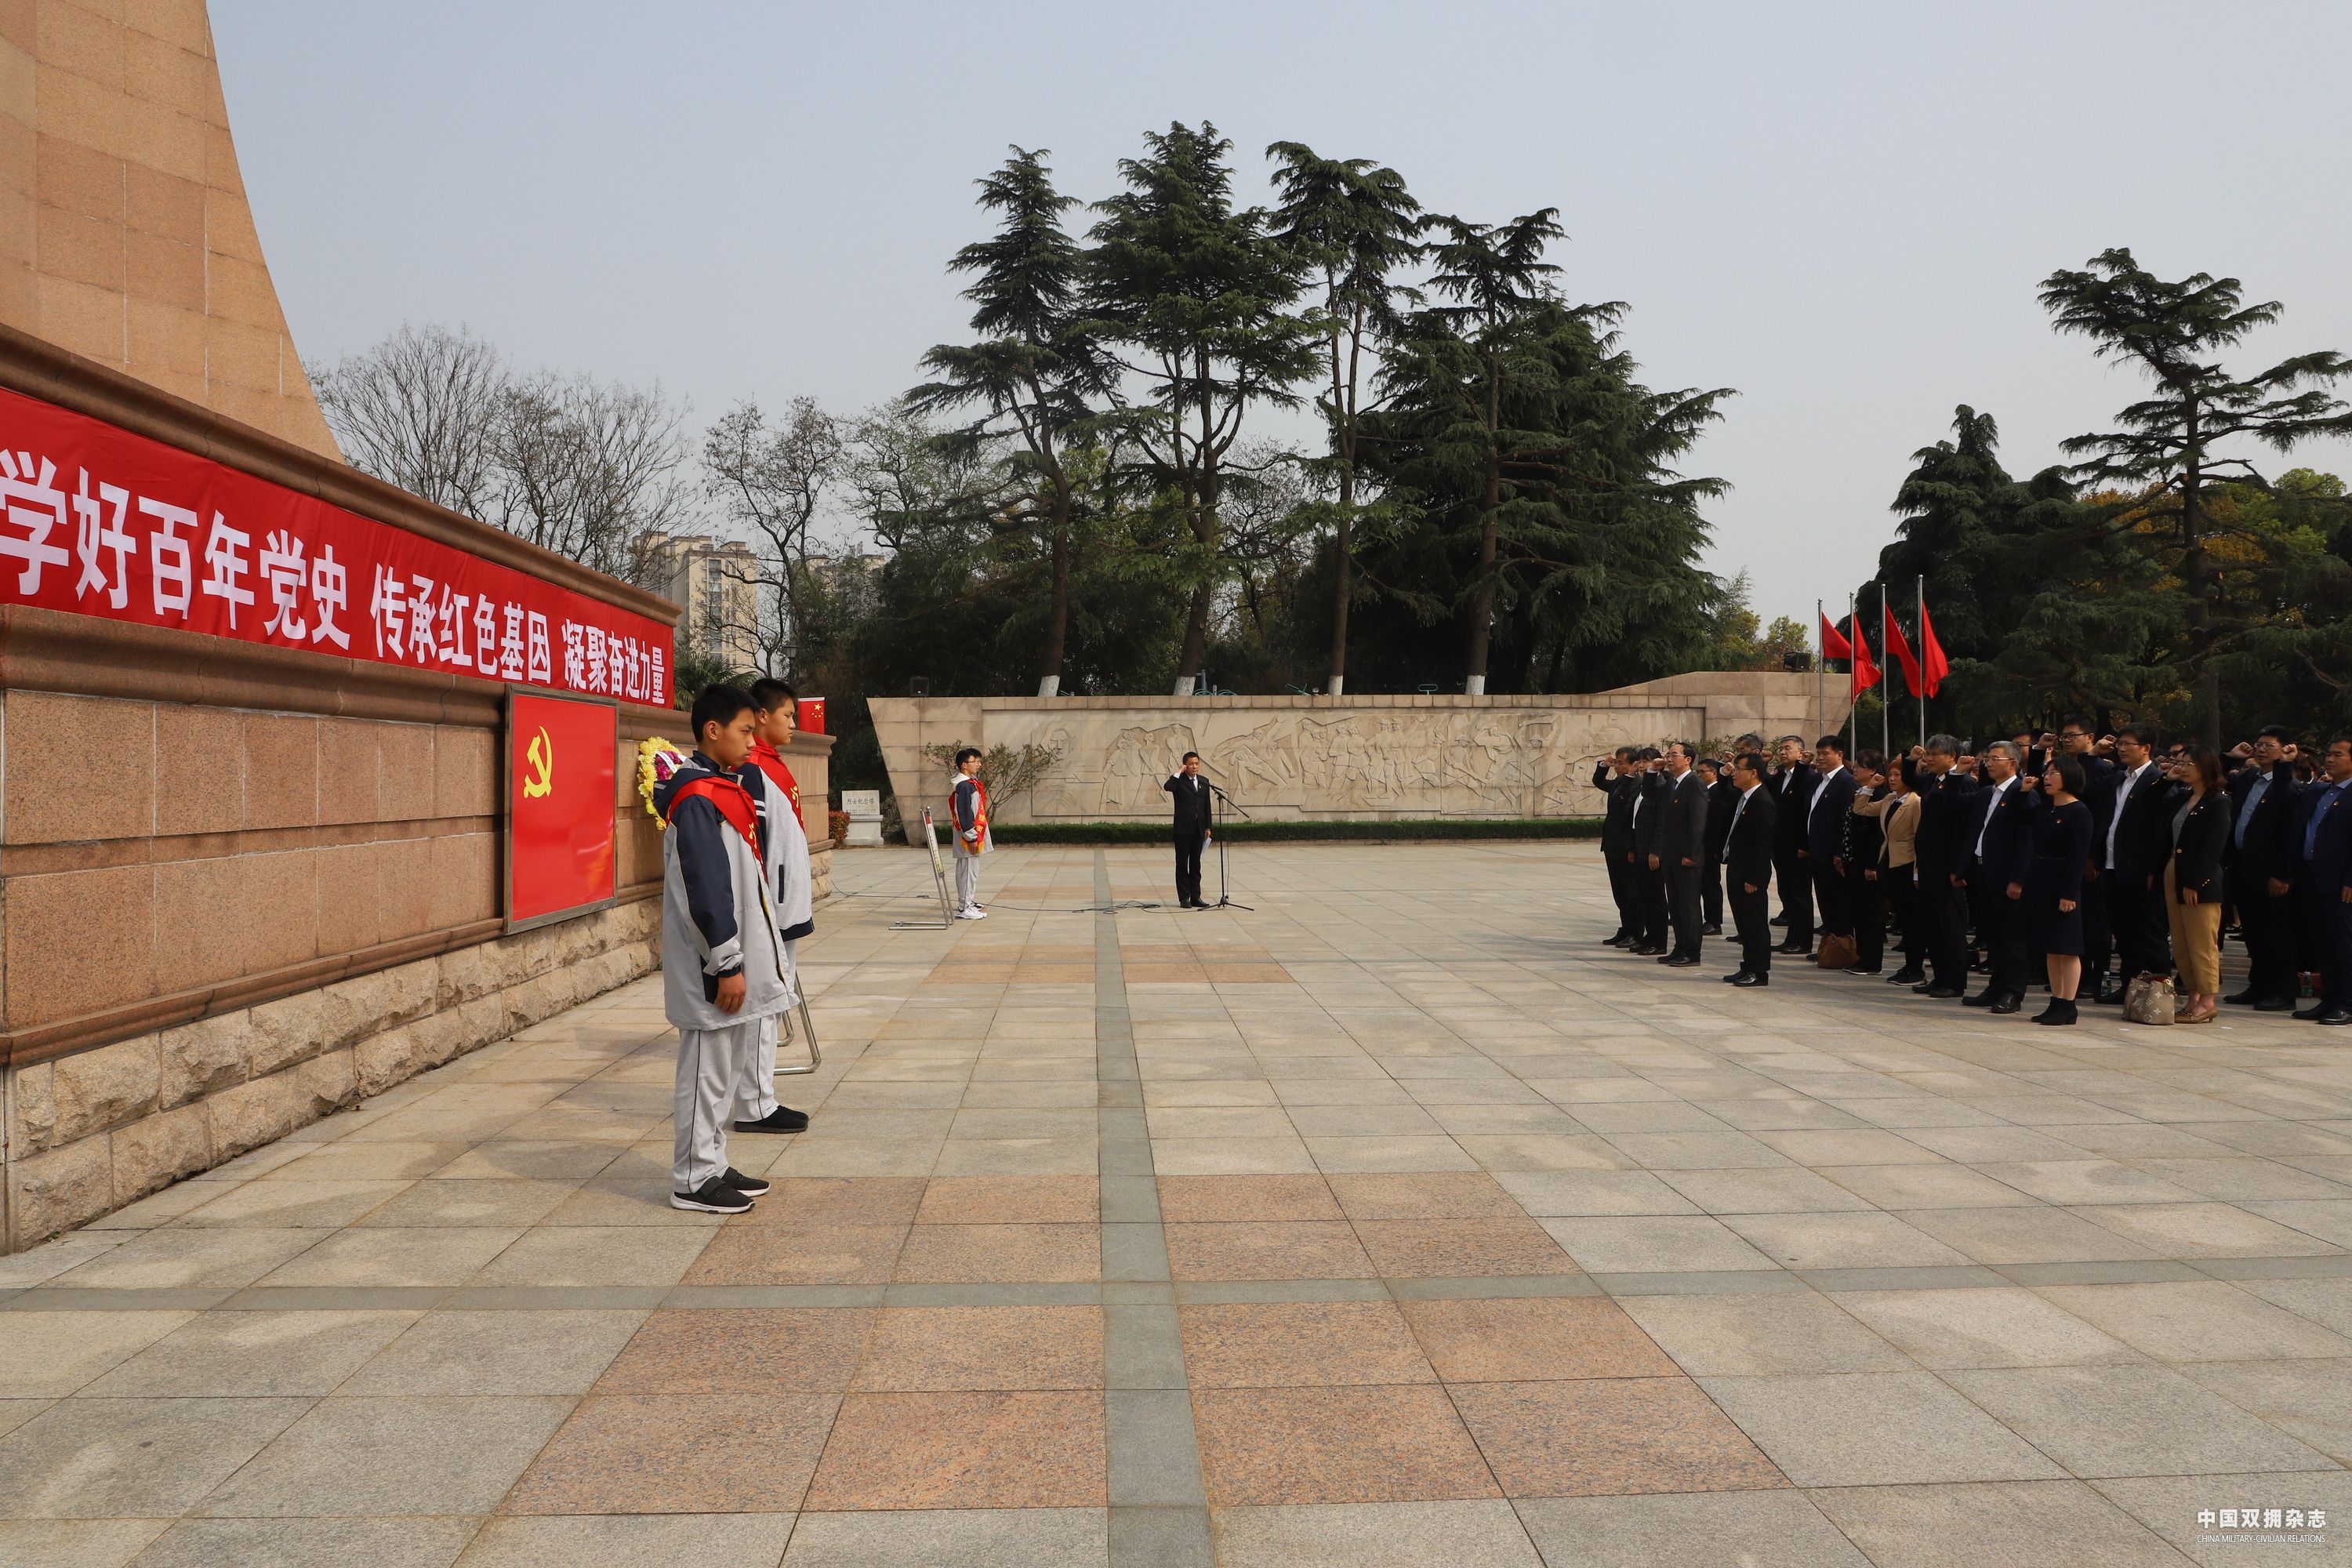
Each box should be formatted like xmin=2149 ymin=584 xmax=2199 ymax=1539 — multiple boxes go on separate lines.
xmin=1721 ymin=750 xmax=1777 ymax=987
xmin=1164 ymin=752 xmax=1214 ymax=909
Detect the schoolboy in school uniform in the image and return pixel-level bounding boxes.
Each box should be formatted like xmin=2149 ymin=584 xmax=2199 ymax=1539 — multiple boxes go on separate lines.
xmin=950 ymin=746 xmax=989 ymax=920
xmin=732 ymin=677 xmax=815 ymax=1135
xmin=655 ymin=683 xmax=793 ymax=1213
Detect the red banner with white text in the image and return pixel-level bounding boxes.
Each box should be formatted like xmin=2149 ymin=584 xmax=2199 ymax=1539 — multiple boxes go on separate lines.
xmin=0 ymin=386 xmax=671 ymax=705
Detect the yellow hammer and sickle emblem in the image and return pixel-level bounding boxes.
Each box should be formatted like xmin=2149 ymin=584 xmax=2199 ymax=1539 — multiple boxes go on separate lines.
xmin=523 ymin=727 xmax=554 ymax=799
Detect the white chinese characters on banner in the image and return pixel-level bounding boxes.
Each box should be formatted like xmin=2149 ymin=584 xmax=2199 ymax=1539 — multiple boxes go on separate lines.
xmin=2 ymin=384 xmax=670 ymax=705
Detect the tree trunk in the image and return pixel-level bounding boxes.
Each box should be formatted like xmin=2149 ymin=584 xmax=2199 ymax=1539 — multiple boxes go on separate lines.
xmin=1039 ymin=497 xmax=1071 ymax=699
xmin=2177 ymin=404 xmax=2222 ymax=748
xmin=1464 ymin=352 xmax=1502 ymax=696
xmin=1175 ymin=578 xmax=1214 ymax=693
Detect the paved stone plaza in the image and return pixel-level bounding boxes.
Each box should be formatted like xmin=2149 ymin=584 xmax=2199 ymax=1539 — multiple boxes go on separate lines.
xmin=4 ymin=843 xmax=2352 ymax=1566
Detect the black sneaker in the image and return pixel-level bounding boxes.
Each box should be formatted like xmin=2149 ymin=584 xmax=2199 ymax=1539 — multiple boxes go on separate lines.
xmin=722 ymin=1167 xmax=771 ymax=1197
xmin=672 ymin=1177 xmax=753 ymax=1214
xmin=733 ymin=1106 xmax=811 ymax=1134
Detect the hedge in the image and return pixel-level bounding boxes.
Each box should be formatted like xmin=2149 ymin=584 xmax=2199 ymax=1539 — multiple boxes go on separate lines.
xmin=987 ymin=817 xmax=1602 ymax=845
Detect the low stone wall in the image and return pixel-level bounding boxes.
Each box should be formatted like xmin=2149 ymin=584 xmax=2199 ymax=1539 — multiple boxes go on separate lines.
xmin=870 ymin=673 xmax=1849 ymax=836
xmin=4 ymin=898 xmax=659 ymax=1247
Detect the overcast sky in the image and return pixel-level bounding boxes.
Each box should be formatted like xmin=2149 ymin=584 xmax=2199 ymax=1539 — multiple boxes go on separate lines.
xmin=214 ymin=1 xmax=2352 ymax=628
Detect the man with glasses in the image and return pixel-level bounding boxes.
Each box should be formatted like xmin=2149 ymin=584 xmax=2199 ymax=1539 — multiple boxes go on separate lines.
xmin=2291 ymin=739 xmax=2352 ymax=1025
xmin=2103 ymin=724 xmax=2178 ymax=993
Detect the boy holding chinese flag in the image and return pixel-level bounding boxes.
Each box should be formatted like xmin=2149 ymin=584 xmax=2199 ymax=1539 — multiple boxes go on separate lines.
xmin=655 ymin=684 xmax=792 ymax=1213
xmin=731 ymin=677 xmax=815 ymax=1136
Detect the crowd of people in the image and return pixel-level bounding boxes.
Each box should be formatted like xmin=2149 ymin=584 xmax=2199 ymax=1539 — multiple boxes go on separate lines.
xmin=1593 ymin=723 xmax=2352 ymax=1027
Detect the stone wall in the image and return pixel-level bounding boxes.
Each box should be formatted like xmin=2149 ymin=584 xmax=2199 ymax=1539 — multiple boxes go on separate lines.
xmin=5 ymin=900 xmax=658 ymax=1244
xmin=870 ymin=672 xmax=1850 ymax=834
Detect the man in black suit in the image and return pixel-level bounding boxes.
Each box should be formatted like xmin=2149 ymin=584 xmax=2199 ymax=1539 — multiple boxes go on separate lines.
xmin=1803 ymin=735 xmax=1858 ymax=950
xmin=1911 ymin=734 xmax=1983 ymax=999
xmin=1163 ymin=752 xmax=1214 ymax=909
xmin=1654 ymin=742 xmax=1710 ymax=967
xmin=2225 ymin=727 xmax=2303 ymax=1011
xmin=1964 ymin=740 xmax=2038 ymax=1013
xmin=1720 ymin=750 xmax=1777 ymax=987
xmin=2101 ymin=724 xmax=2177 ymax=989
xmin=2291 ymin=738 xmax=2352 ymax=1025
xmin=1594 ymin=748 xmax=1642 ymax=946
xmin=1628 ymin=748 xmax=1670 ymax=954
xmin=1697 ymin=756 xmax=1733 ymax=934
xmin=1769 ymin=735 xmax=1817 ymax=955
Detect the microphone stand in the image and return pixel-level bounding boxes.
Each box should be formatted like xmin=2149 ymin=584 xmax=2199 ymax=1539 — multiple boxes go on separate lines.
xmin=1204 ymin=780 xmax=1253 ymax=911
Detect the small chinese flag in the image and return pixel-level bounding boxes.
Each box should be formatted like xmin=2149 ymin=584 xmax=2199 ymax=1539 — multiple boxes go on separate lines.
xmin=1850 ymin=626 xmax=1880 ymax=697
xmin=1883 ymin=603 xmax=1923 ymax=698
xmin=1819 ymin=611 xmax=1853 ymax=662
xmin=1919 ymin=601 xmax=1950 ymax=698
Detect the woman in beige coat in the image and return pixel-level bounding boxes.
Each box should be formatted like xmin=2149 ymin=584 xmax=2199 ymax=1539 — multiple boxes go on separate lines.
xmin=1857 ymin=757 xmax=1925 ymax=985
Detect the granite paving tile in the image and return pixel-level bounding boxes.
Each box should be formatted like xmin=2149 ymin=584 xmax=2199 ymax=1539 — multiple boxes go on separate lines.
xmin=891 ymin=1223 xmax=1102 ymax=1283
xmin=1178 ymin=1301 xmax=1436 ymax=1388
xmin=913 ymin=1174 xmax=1099 ymax=1224
xmin=737 ymin=1176 xmax=928 ymax=1225
xmin=851 ymin=1305 xmax=1103 ymax=1390
xmin=1324 ymin=1172 xmax=1523 ymax=1221
xmin=1944 ymin=1363 xmax=2338 ymax=1476
xmin=500 ymin=1392 xmax=836 ymax=1513
xmin=1156 ymin=1175 xmax=1341 ymax=1222
xmin=344 ymin=1308 xmax=647 ymax=1396
xmin=82 ymin=1308 xmax=414 ymax=1396
xmin=1402 ymin=1295 xmax=1678 ymax=1382
xmin=131 ymin=1516 xmax=479 ymax=1568
xmin=778 ymin=1508 xmax=1108 ymax=1568
xmin=1450 ymin=1376 xmax=1786 ymax=1497
xmin=0 ymin=1397 xmax=310 ymax=1518
xmin=1208 ymin=1500 xmax=1541 ymax=1567
xmin=802 ymin=1390 xmax=1106 ymax=1509
xmin=682 ymin=1225 xmax=906 ymax=1286
xmin=1808 ymin=1479 xmax=2198 ymax=1568
xmin=1695 ymin=1371 xmax=2067 ymax=1486
xmin=1616 ymin=1291 xmax=1914 ymax=1376
xmin=1192 ymin=1385 xmax=1497 ymax=1505
xmin=1164 ymin=1221 xmax=1377 ymax=1281
xmin=1827 ymin=1287 xmax=2137 ymax=1370
xmin=456 ymin=1513 xmax=794 ymax=1568
xmin=0 ymin=1309 xmax=197 ymax=1397
xmin=1514 ymin=1490 xmax=1869 ymax=1567
xmin=597 ymin=1307 xmax=874 ymax=1393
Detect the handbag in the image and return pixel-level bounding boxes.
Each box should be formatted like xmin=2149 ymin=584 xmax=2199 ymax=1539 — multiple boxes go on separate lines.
xmin=1816 ymin=934 xmax=1858 ymax=970
xmin=2122 ymin=972 xmax=2176 ymax=1026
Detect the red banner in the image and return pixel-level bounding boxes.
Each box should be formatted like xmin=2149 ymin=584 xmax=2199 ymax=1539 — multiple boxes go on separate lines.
xmin=0 ymin=386 xmax=671 ymax=705
xmin=506 ymin=691 xmax=618 ymax=929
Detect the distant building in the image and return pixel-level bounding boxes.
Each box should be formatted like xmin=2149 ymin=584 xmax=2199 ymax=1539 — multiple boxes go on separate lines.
xmin=644 ymin=532 xmax=765 ymax=670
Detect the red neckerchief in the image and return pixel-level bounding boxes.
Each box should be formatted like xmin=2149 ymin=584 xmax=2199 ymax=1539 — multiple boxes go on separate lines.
xmin=666 ymin=773 xmax=762 ymax=859
xmin=748 ymin=738 xmax=804 ymax=829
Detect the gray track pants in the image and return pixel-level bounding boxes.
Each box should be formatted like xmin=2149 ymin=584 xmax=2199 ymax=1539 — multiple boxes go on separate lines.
xmin=731 ymin=940 xmax=800 ymax=1122
xmin=954 ymin=837 xmax=982 ymax=909
xmin=675 ymin=1016 xmax=761 ymax=1192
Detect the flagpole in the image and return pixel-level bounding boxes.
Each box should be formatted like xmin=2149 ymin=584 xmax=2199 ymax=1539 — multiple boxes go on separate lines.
xmin=1916 ymin=574 xmax=1926 ymax=753
xmin=1878 ymin=583 xmax=1889 ymax=760
xmin=1846 ymin=591 xmax=1857 ymax=757
xmin=1815 ymin=598 xmax=1825 ymax=742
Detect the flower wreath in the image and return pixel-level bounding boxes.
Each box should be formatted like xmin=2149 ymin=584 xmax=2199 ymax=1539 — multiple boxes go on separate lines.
xmin=637 ymin=736 xmax=692 ymax=828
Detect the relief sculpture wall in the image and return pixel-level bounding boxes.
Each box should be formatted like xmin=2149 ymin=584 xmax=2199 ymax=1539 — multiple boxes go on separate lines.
xmin=871 ymin=672 xmax=1848 ymax=832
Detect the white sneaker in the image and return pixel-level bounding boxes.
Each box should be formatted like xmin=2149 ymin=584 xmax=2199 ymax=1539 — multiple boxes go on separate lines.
xmin=956 ymin=906 xmax=987 ymax=920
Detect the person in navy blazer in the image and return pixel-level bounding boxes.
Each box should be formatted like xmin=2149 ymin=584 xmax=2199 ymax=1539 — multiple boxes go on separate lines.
xmin=2224 ymin=728 xmax=2303 ymax=1011
xmin=1803 ymin=735 xmax=1859 ymax=950
xmin=2289 ymin=737 xmax=2352 ymax=1025
xmin=1965 ymin=741 xmax=2041 ymax=1013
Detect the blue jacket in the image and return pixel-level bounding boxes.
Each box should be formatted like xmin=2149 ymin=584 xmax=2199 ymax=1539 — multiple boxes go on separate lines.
xmin=655 ymin=752 xmax=792 ymax=1027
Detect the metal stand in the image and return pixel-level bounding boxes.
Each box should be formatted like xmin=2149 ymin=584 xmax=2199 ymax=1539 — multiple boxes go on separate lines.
xmin=891 ymin=809 xmax=956 ymax=930
xmin=773 ymin=989 xmax=822 ymax=1076
xmin=1206 ymin=782 xmax=1253 ymax=912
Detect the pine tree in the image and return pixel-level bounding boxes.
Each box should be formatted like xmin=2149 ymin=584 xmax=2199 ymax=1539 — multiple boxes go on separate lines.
xmin=2041 ymin=249 xmax=2352 ymax=746
xmin=1088 ymin=122 xmax=1317 ymax=695
xmin=908 ymin=147 xmax=1109 ymax=696
xmin=1264 ymin=142 xmax=1421 ymax=696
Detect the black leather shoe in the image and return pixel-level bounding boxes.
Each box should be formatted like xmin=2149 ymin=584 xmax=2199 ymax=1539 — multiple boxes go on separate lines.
xmin=2295 ymin=1004 xmax=2329 ymax=1022
xmin=1701 ymin=925 xmax=1723 ymax=937
xmin=2317 ymin=1009 xmax=2352 ymax=1025
xmin=1962 ymin=990 xmax=1995 ymax=1007
xmin=1990 ymin=994 xmax=2024 ymax=1015
xmin=1887 ymin=967 xmax=1924 ymax=985
xmin=1911 ymin=980 xmax=1937 ymax=994
xmin=2223 ymin=989 xmax=2259 ymax=1006
xmin=1632 ymin=944 xmax=1667 ymax=956
xmin=2254 ymin=996 xmax=2298 ymax=1011
xmin=1925 ymin=985 xmax=1965 ymax=1000
xmin=1664 ymin=953 xmax=1700 ymax=968
xmin=1722 ymin=970 xmax=1751 ymax=983
xmin=733 ymin=1106 xmax=811 ymax=1134
xmin=1770 ymin=913 xmax=1788 ymax=927
xmin=1732 ymin=971 xmax=1769 ymax=987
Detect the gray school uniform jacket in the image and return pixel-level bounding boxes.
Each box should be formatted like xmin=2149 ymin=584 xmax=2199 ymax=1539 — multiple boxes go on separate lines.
xmin=655 ymin=753 xmax=793 ymax=1033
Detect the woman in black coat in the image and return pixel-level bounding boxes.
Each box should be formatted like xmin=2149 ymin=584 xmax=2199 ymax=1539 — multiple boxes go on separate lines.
xmin=2165 ymin=745 xmax=2232 ymax=1024
xmin=2027 ymin=754 xmax=2094 ymax=1026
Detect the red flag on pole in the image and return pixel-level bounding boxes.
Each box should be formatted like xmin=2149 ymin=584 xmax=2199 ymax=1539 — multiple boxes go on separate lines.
xmin=1883 ymin=602 xmax=1922 ymax=698
xmin=1850 ymin=626 xmax=1880 ymax=698
xmin=1919 ymin=600 xmax=1950 ymax=698
xmin=1819 ymin=611 xmax=1852 ymax=662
